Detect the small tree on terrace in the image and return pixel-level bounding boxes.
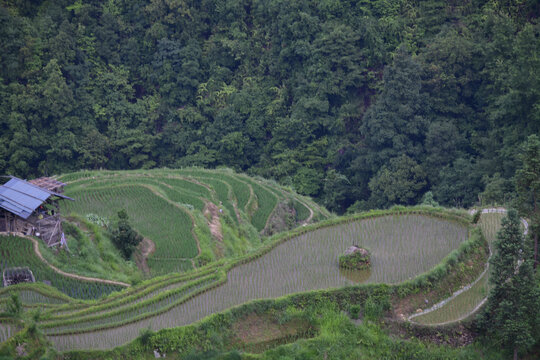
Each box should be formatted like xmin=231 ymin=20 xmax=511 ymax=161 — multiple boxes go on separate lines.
xmin=480 ymin=210 xmax=539 ymax=360
xmin=111 ymin=209 xmax=143 ymax=259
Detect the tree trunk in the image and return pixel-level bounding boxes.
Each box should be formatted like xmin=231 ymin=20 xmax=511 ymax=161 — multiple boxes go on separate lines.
xmin=514 ymin=347 xmax=518 ymax=360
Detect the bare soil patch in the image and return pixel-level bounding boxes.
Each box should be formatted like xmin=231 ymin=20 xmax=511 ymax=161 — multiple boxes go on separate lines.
xmin=135 ymin=237 xmax=155 ymax=275
xmin=203 ymin=202 xmax=224 ymax=258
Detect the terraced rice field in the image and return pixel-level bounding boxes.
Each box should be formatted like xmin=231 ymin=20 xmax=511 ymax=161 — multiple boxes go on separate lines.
xmin=59 ymin=169 xmax=328 ymax=274
xmin=65 ymin=185 xmax=198 ymax=260
xmin=0 ymin=236 xmax=123 ymax=300
xmin=0 ymin=323 xmax=20 ymax=343
xmin=46 ymin=214 xmax=468 ymax=351
xmin=411 ymin=211 xmax=506 ymax=325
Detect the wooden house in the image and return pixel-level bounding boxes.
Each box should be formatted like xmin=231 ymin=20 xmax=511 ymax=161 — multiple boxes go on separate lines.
xmin=0 ymin=176 xmax=73 ymax=246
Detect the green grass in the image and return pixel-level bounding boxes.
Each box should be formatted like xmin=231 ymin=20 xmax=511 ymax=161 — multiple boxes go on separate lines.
xmin=413 ymin=270 xmax=489 ymax=324
xmin=175 ymin=169 xmax=280 ymax=231
xmin=37 ymin=218 xmax=138 ymax=284
xmin=42 ymin=274 xmax=220 ymax=335
xmin=0 ymin=236 xmax=123 ymax=300
xmin=146 ymin=258 xmax=194 ymax=275
xmin=178 ymin=169 xmax=252 ymax=210
xmin=293 ymin=199 xmax=311 ymax=221
xmin=63 ymin=185 xmax=198 ymax=273
xmin=221 ymin=175 xmax=252 ymax=210
xmin=191 ymin=176 xmax=238 ymax=223
xmin=243 ymin=179 xmax=279 ymax=231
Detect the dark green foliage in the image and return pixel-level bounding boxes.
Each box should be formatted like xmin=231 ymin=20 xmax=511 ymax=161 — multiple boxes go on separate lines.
xmin=5 ymin=293 xmax=22 ymax=317
xmin=421 ymin=191 xmax=439 ymax=207
xmin=139 ymin=327 xmax=154 ymax=348
xmin=111 ymin=209 xmax=143 ymax=259
xmin=348 ymin=304 xmax=361 ymax=320
xmin=0 ymin=1 xmax=537 ymax=214
xmin=515 ymin=134 xmax=540 ymax=268
xmin=338 ymin=249 xmax=371 ymax=270
xmin=472 ymin=210 xmax=481 ymax=224
xmin=368 ymin=155 xmax=428 ymax=208
xmin=479 ymin=210 xmax=540 ymax=358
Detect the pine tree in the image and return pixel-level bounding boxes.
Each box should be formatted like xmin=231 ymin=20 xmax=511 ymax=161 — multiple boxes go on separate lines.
xmin=481 ymin=210 xmax=539 ymax=359
xmin=515 ymin=134 xmax=540 ymax=268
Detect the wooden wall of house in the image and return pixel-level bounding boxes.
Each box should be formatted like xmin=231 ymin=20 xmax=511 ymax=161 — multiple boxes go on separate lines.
xmin=0 ymin=209 xmax=62 ymax=246
xmin=0 ymin=210 xmax=6 ymax=232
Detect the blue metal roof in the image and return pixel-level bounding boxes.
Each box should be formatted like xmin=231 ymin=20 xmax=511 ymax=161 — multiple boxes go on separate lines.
xmin=0 ymin=178 xmax=53 ymax=219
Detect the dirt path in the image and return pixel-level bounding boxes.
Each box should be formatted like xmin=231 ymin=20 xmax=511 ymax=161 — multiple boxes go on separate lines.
xmin=2 ymin=232 xmax=130 ymax=287
xmin=134 ymin=237 xmax=155 ymax=275
xmin=204 ymin=203 xmax=223 ymax=242
xmin=204 ymin=202 xmax=224 ymax=258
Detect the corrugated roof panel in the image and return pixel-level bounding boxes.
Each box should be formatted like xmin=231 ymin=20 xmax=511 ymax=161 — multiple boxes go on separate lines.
xmin=0 ymin=178 xmax=52 ymax=219
xmin=0 ymin=197 xmax=32 ymax=219
xmin=0 ymin=188 xmax=44 ymax=211
xmin=3 ymin=178 xmax=50 ymax=201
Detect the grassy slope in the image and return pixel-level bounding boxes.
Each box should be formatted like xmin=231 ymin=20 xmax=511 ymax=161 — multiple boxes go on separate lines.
xmin=0 ymin=235 xmax=124 ymax=300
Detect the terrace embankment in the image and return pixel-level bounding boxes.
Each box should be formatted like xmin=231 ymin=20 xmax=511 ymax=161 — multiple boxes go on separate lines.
xmin=405 ymin=210 xmax=514 ymax=326
xmin=46 ymin=210 xmax=470 ymax=351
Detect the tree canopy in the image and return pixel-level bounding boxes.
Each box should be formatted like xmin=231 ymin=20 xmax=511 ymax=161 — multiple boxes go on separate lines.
xmin=0 ymin=0 xmax=538 ymax=213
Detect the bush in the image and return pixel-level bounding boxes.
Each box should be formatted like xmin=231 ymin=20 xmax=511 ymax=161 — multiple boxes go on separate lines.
xmin=139 ymin=327 xmax=154 ymax=348
xmin=110 ymin=209 xmax=143 ymax=259
xmin=472 ymin=210 xmax=481 ymax=224
xmin=349 ymin=304 xmax=361 ymax=319
xmin=339 ymin=248 xmax=371 ymax=270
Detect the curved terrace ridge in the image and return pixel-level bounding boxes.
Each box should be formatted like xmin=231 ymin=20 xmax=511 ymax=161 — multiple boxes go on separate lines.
xmin=45 ymin=209 xmax=470 ymax=351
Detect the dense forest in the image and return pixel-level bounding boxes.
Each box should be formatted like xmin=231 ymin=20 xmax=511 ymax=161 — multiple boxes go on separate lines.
xmin=0 ymin=0 xmax=539 ymax=213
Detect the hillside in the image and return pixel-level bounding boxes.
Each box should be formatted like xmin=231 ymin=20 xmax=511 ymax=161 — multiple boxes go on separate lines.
xmin=57 ymin=168 xmax=330 ymax=276
xmin=0 ymin=0 xmax=539 ymax=358
xmin=0 ymin=0 xmax=538 ymax=214
xmin=0 ymin=207 xmax=483 ymax=353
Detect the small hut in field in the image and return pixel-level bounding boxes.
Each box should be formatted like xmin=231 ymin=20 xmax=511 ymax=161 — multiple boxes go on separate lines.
xmin=0 ymin=176 xmax=73 ymax=246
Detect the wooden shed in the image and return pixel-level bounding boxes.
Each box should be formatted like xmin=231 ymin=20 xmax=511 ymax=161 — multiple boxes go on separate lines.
xmin=0 ymin=176 xmax=73 ymax=246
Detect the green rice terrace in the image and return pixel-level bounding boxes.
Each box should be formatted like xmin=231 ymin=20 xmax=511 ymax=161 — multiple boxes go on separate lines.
xmin=408 ymin=211 xmax=510 ymax=326
xmin=0 ymin=170 xmax=509 ymax=355
xmin=59 ymin=168 xmax=329 ymax=275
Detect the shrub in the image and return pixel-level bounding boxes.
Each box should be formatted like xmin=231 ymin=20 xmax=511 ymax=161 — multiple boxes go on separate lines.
xmin=110 ymin=209 xmax=143 ymax=259
xmin=472 ymin=210 xmax=481 ymax=224
xmin=339 ymin=247 xmax=371 ymax=270
xmin=349 ymin=304 xmax=361 ymax=319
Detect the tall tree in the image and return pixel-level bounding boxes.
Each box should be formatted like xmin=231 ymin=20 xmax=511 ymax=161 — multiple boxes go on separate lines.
xmin=480 ymin=209 xmax=539 ymax=360
xmin=515 ymin=134 xmax=540 ymax=268
xmin=368 ymin=154 xmax=427 ymax=208
xmin=359 ymin=47 xmax=429 ymax=173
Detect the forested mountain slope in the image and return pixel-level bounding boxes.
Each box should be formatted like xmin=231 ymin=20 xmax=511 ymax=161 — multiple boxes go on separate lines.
xmin=0 ymin=0 xmax=538 ymax=213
